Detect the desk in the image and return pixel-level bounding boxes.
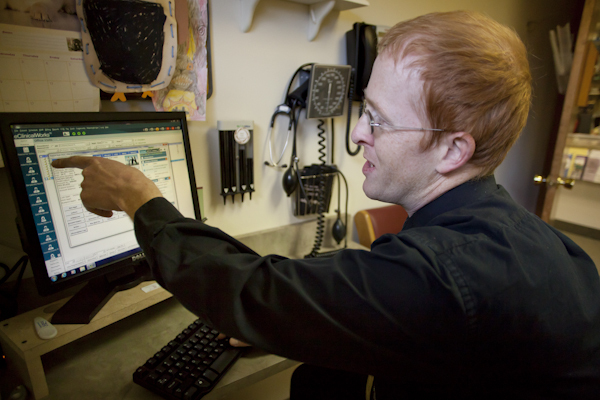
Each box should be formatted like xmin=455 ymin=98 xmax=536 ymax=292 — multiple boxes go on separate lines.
xmin=0 ymin=218 xmax=364 ymax=399
xmin=0 ymin=285 xmax=299 ymax=400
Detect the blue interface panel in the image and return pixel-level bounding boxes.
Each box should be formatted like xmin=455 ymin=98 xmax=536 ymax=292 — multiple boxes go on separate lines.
xmin=10 ymin=120 xmax=195 ymax=283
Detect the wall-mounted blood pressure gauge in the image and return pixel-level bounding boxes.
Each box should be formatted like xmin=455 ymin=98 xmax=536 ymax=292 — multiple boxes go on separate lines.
xmin=306 ymin=64 xmax=352 ymax=119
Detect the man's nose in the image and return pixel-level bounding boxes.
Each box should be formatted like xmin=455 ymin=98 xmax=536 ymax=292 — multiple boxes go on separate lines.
xmin=351 ymin=111 xmax=372 ymax=146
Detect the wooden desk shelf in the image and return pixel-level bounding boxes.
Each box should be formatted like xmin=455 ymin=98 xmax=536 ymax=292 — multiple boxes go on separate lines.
xmin=0 ymin=282 xmax=172 ymax=399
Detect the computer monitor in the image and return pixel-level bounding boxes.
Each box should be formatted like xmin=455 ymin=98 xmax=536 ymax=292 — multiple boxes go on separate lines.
xmin=0 ymin=112 xmax=200 ymax=324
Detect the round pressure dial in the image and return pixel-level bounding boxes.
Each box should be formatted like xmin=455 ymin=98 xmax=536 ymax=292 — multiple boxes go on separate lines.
xmin=306 ymin=64 xmax=352 ymax=119
xmin=234 ymin=127 xmax=251 ymax=144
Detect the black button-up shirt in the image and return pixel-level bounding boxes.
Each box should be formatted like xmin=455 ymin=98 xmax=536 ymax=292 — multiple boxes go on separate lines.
xmin=135 ymin=175 xmax=600 ymax=398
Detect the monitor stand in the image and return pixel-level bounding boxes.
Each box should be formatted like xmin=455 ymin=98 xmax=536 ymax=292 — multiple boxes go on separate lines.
xmin=51 ymin=263 xmax=152 ymax=325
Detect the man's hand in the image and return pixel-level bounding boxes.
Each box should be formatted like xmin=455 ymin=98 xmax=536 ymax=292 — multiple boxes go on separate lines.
xmin=217 ymin=333 xmax=251 ymax=348
xmin=51 ymin=156 xmax=163 ymax=219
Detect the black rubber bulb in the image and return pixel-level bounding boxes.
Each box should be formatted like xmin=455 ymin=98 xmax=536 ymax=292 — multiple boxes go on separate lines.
xmin=282 ymin=165 xmax=298 ymax=196
xmin=332 ymin=217 xmax=346 ymax=244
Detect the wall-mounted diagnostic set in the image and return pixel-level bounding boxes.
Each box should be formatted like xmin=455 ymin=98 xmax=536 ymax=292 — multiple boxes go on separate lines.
xmin=218 ymin=121 xmax=255 ymax=204
xmin=266 ymin=63 xmax=351 ymax=257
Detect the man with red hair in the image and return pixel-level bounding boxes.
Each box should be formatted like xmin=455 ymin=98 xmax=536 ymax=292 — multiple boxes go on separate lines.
xmin=53 ymin=10 xmax=599 ymax=399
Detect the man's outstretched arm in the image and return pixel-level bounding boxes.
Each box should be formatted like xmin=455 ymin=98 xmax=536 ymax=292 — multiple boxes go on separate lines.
xmin=52 ymin=156 xmax=163 ymax=219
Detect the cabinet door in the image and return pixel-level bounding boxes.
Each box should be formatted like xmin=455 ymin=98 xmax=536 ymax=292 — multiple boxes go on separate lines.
xmin=537 ymin=0 xmax=597 ymax=222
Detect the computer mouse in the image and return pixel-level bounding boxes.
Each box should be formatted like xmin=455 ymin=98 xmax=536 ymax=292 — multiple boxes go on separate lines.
xmin=33 ymin=317 xmax=57 ymax=340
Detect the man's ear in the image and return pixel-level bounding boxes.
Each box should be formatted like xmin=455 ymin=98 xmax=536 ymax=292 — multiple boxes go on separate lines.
xmin=436 ymin=131 xmax=475 ymax=175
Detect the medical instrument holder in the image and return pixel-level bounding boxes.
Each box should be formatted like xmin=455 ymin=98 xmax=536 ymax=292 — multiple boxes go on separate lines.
xmin=217 ymin=121 xmax=255 ymax=204
xmin=293 ymin=165 xmax=336 ymax=217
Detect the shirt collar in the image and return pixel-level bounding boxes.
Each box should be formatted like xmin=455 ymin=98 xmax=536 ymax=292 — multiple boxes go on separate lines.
xmin=403 ymin=175 xmax=498 ymax=229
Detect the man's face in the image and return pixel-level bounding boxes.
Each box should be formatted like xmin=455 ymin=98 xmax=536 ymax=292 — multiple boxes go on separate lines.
xmin=351 ymin=54 xmax=442 ymax=211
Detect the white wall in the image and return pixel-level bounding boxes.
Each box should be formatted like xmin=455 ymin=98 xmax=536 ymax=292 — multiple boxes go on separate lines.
xmin=0 ymin=0 xmax=583 ymax=249
xmin=183 ymin=0 xmax=581 ymax=237
xmin=552 ymin=181 xmax=600 ymax=228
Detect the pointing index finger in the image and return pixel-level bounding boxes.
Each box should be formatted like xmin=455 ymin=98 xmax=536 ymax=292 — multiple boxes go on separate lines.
xmin=51 ymin=156 xmax=95 ymax=169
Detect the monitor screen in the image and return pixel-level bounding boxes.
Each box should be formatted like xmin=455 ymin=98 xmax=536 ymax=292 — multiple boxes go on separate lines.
xmin=0 ymin=112 xmax=200 ymax=323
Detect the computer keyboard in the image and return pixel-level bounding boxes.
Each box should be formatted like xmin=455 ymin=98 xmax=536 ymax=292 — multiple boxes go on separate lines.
xmin=133 ymin=319 xmax=244 ymax=399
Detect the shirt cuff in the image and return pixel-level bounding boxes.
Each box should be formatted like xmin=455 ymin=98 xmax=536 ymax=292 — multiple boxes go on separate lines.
xmin=134 ymin=197 xmax=185 ymax=249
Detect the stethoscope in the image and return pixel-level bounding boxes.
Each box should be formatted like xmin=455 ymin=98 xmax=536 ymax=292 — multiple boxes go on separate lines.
xmin=264 ymin=104 xmax=293 ymax=169
xmin=265 ymin=99 xmax=306 ymax=198
xmin=265 ymin=63 xmax=313 ymax=197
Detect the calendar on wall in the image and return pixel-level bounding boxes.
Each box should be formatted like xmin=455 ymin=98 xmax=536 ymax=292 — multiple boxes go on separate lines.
xmin=0 ymin=23 xmax=99 ymax=113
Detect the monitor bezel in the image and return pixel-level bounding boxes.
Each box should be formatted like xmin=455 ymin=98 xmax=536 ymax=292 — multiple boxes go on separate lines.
xmin=0 ymin=111 xmax=200 ymax=298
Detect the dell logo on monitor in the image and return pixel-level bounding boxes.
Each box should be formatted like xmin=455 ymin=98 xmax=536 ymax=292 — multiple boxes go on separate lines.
xmin=132 ymin=253 xmax=146 ymax=262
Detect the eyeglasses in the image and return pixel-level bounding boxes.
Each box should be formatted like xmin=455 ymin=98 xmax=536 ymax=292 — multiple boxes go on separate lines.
xmin=361 ymin=99 xmax=445 ymax=134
